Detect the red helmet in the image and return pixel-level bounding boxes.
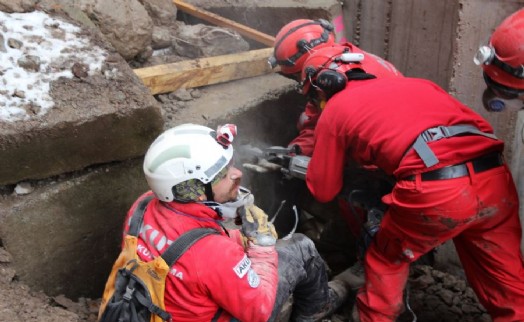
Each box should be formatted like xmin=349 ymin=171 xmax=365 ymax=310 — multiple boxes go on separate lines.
xmin=300 ymin=44 xmax=402 ymax=96
xmin=269 ymin=19 xmax=336 ymax=76
xmin=474 ymin=9 xmax=524 ymax=94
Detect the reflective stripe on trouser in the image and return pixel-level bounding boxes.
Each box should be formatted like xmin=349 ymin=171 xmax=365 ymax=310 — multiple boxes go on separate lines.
xmin=268 ymin=233 xmax=330 ymax=322
xmin=356 ymin=164 xmax=524 ymax=322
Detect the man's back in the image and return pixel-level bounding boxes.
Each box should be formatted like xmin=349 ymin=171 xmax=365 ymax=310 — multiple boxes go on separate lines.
xmin=308 ymin=77 xmax=503 ymax=202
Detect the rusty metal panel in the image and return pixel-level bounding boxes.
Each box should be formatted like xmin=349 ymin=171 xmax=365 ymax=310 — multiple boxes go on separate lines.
xmin=387 ymin=0 xmax=459 ymax=89
xmin=356 ymin=1 xmax=390 ymax=57
xmin=341 ymin=0 xmax=458 ymax=89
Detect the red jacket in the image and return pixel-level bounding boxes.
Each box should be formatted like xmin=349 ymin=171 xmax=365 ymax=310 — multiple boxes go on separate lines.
xmin=289 ymin=43 xmax=403 ymax=157
xmin=306 ymin=77 xmax=504 ymax=202
xmin=123 ymin=192 xmax=278 ymax=322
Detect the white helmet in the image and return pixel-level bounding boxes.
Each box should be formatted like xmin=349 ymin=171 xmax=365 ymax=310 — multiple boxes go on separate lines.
xmin=143 ymin=123 xmax=235 ymax=202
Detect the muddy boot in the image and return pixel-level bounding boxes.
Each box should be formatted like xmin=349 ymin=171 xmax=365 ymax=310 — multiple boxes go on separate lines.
xmin=333 ymin=261 xmax=365 ymax=290
xmin=292 ymin=281 xmax=347 ymax=322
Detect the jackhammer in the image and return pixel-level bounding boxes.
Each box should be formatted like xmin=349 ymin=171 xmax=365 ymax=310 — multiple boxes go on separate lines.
xmin=245 ymin=146 xmax=386 ymax=261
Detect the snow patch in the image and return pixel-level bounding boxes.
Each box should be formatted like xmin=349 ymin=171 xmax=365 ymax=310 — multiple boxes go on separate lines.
xmin=0 ymin=11 xmax=106 ymax=122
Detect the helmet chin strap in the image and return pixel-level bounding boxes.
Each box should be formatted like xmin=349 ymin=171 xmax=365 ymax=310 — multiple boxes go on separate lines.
xmin=202 ymin=187 xmax=253 ymax=219
xmin=204 ymin=182 xmax=214 ymax=202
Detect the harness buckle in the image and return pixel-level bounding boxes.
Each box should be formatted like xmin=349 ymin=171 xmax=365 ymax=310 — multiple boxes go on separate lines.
xmin=123 ymin=286 xmax=135 ymax=301
xmin=421 ymin=126 xmax=451 ymax=142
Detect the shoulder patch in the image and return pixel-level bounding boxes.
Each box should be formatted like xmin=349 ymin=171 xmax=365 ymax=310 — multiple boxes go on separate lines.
xmin=247 ymin=269 xmax=260 ymax=288
xmin=233 ymin=255 xmax=251 ymax=278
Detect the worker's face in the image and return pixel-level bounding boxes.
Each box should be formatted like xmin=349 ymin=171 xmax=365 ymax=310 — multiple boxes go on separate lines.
xmin=211 ymin=165 xmax=243 ymax=203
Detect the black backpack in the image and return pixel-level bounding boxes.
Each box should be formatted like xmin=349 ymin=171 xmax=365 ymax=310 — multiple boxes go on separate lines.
xmin=98 ymin=195 xmax=219 ymax=322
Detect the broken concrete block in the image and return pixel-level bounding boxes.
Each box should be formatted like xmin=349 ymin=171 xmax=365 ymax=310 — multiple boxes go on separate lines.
xmin=0 ymin=159 xmax=149 ymax=298
xmin=0 ymin=11 xmax=163 ymax=186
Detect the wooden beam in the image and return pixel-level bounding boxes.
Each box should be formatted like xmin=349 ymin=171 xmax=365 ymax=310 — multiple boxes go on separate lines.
xmin=173 ymin=0 xmax=275 ymax=47
xmin=134 ymin=48 xmax=277 ymax=95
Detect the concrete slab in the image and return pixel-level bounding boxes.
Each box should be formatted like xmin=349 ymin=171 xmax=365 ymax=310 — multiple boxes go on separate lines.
xmin=165 ymin=73 xmax=302 ymax=143
xmin=0 ymin=11 xmax=164 ymax=186
xmin=0 ymin=159 xmax=149 ymax=299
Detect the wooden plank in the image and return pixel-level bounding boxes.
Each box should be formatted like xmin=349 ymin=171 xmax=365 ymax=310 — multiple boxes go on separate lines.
xmin=134 ymin=48 xmax=277 ymax=95
xmin=173 ymin=0 xmax=275 ymax=47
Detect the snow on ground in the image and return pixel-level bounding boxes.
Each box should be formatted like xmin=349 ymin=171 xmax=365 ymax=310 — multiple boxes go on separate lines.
xmin=0 ymin=10 xmax=106 ymax=122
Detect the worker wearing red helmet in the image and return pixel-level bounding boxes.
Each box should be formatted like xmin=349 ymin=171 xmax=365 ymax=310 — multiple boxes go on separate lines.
xmin=474 ymin=8 xmax=524 ymax=112
xmin=269 ymin=19 xmax=402 ymax=156
xmin=301 ymin=46 xmax=524 ymax=321
xmin=269 ymin=18 xmax=337 ymax=80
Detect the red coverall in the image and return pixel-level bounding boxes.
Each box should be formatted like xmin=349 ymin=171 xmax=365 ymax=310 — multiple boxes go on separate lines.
xmin=306 ymin=77 xmax=524 ymax=321
xmin=123 ymin=192 xmax=278 ymax=322
xmin=288 ymin=42 xmax=403 ymax=157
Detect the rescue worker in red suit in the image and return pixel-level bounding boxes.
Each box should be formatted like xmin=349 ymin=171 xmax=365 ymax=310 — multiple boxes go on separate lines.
xmin=263 ymin=20 xmax=404 ymax=290
xmin=120 ymin=123 xmax=356 ymax=322
xmin=300 ymin=46 xmax=524 ymax=321
xmin=268 ymin=19 xmax=402 ymax=156
xmin=473 ymin=7 xmax=524 ymax=263
xmin=474 ymin=8 xmax=524 ymax=113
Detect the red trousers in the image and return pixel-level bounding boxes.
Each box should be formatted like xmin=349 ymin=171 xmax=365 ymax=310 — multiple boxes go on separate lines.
xmin=356 ymin=164 xmax=524 ymax=321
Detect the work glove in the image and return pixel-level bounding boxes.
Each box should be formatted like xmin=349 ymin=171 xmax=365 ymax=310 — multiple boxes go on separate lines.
xmin=240 ymin=205 xmax=278 ymax=246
